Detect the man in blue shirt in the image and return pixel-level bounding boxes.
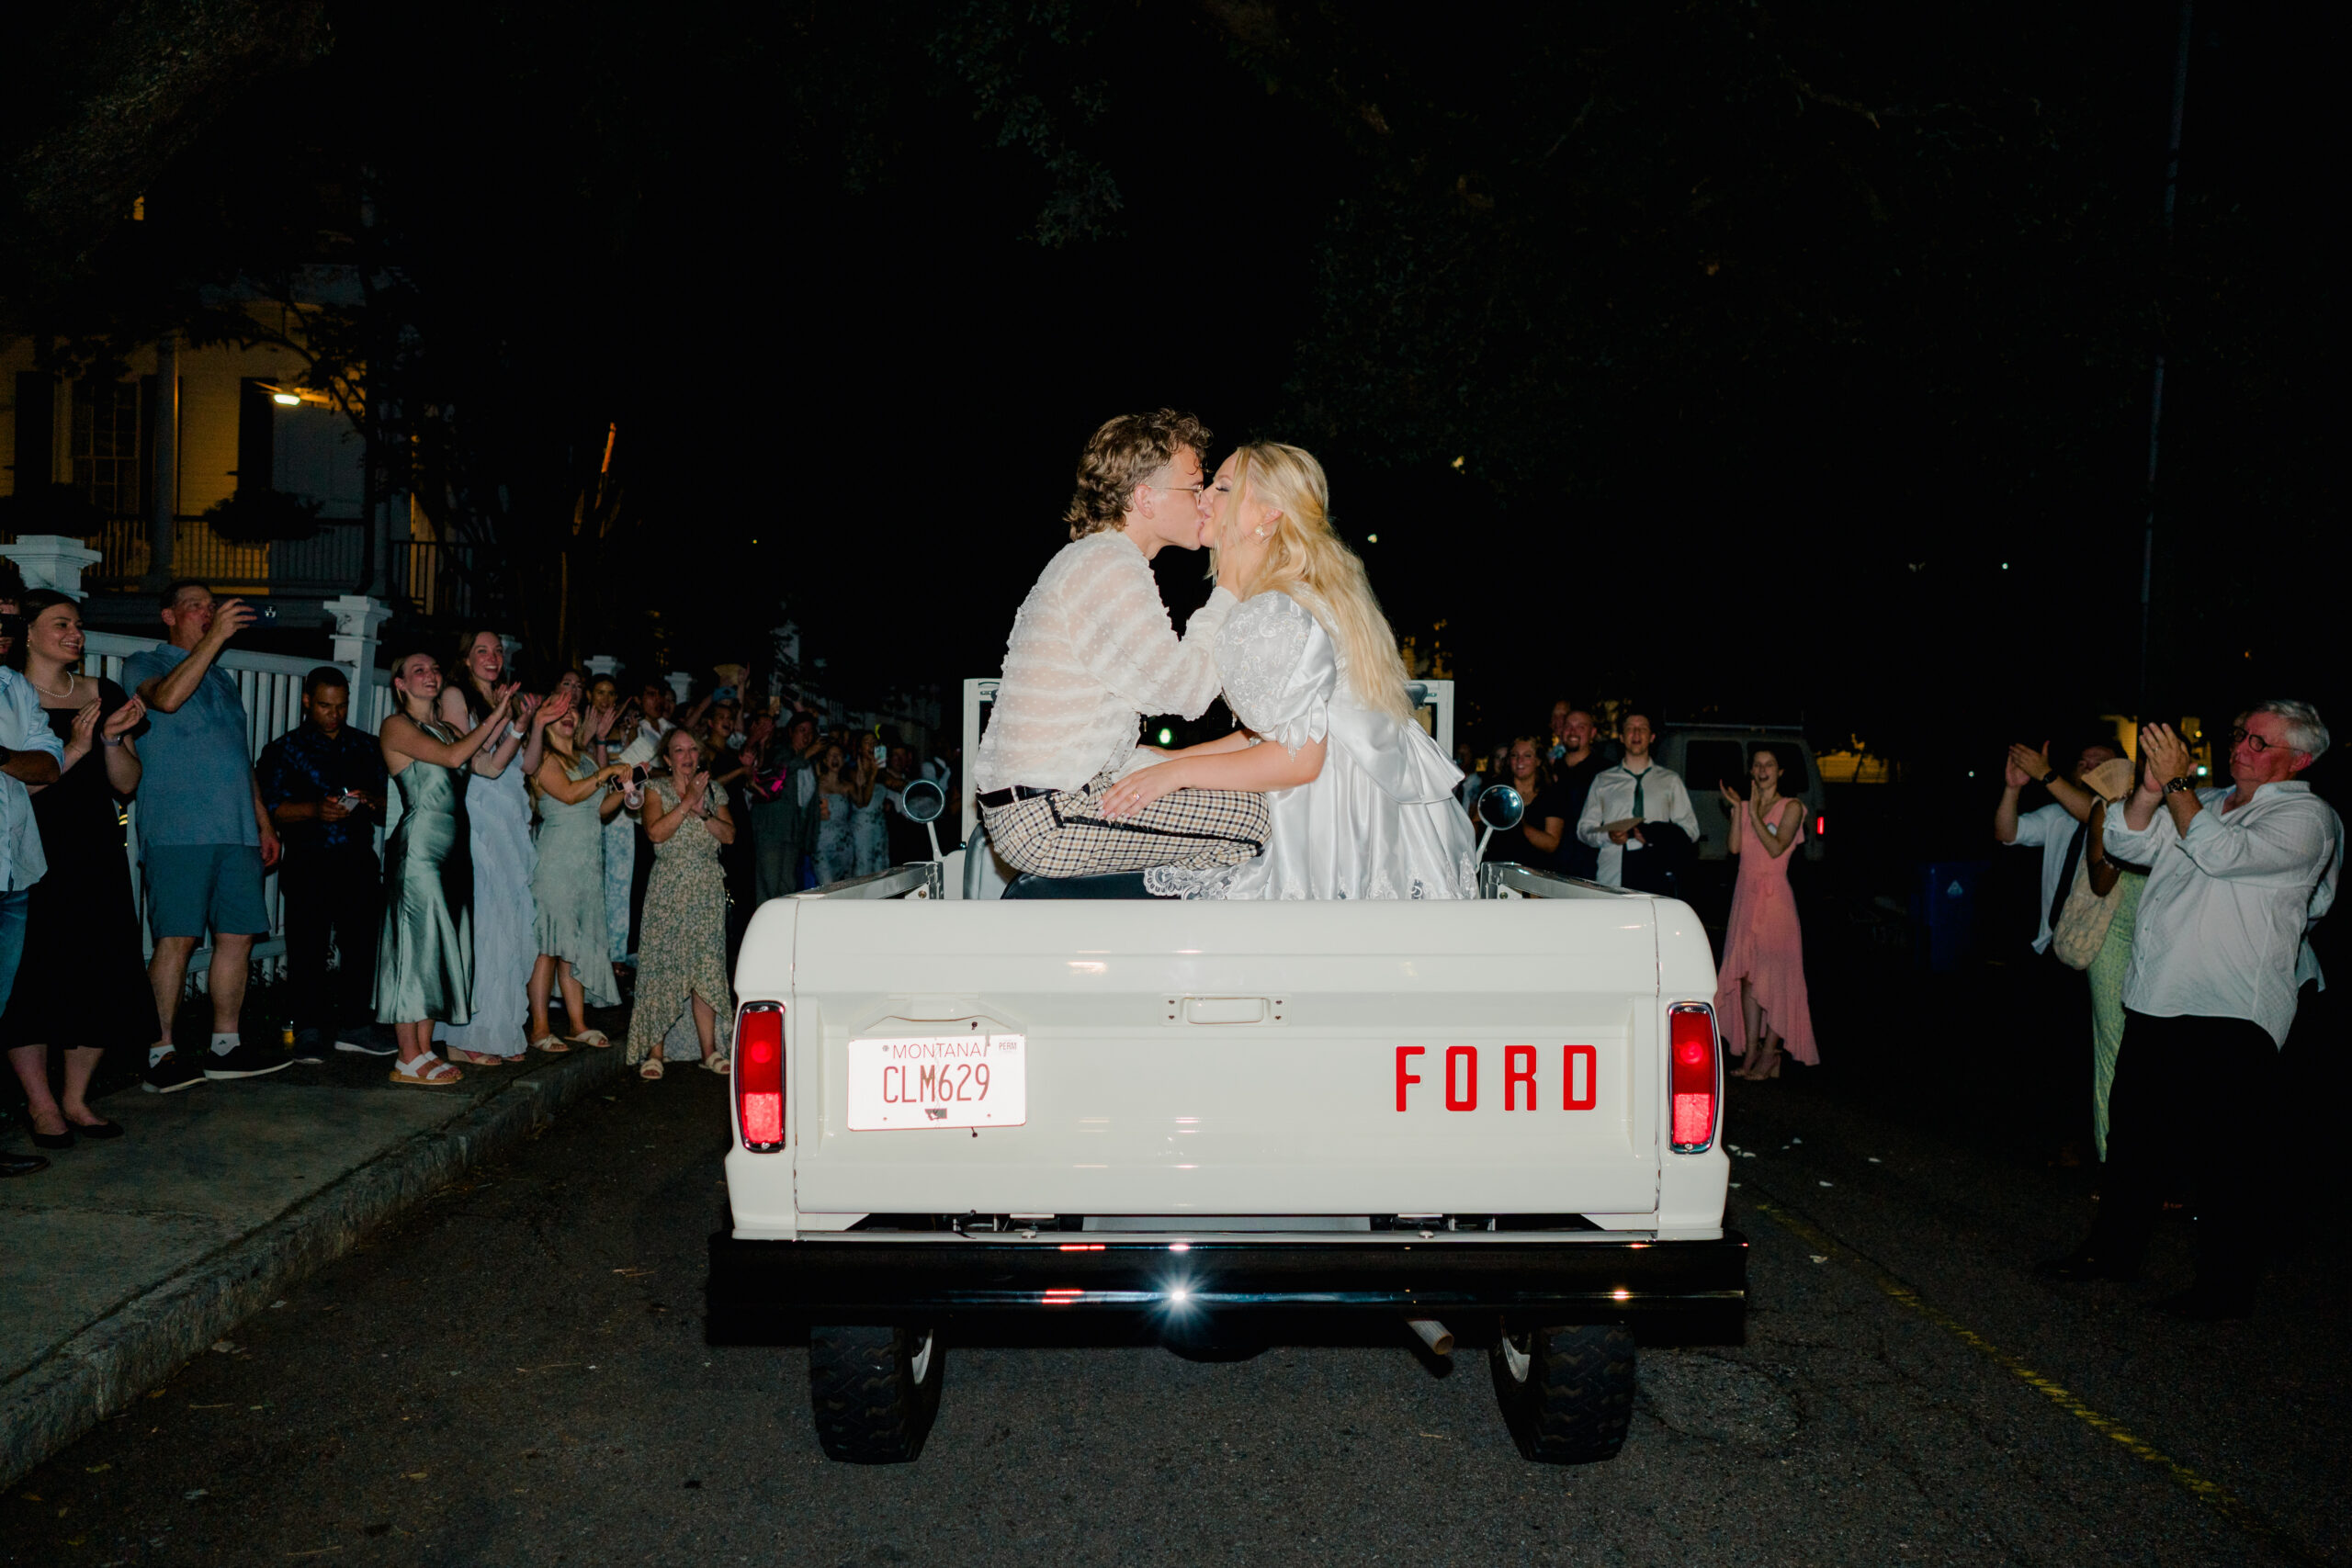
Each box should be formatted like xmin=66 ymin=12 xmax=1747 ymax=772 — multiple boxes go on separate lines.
xmin=123 ymin=580 xmax=290 ymax=1091
xmin=258 ymin=667 xmax=392 ymax=1058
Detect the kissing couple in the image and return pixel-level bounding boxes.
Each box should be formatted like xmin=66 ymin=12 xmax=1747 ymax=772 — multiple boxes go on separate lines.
xmin=971 ymin=409 xmax=1476 ymax=899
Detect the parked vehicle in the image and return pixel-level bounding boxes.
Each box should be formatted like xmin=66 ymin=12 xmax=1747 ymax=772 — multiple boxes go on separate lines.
xmin=707 ymin=683 xmax=1746 ymax=1466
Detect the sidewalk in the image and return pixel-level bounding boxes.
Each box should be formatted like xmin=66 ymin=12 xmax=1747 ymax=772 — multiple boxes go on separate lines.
xmin=0 ymin=1039 xmax=627 ymax=1488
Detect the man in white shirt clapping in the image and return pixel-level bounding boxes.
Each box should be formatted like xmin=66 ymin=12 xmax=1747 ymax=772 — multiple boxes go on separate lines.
xmin=2044 ymin=701 xmax=2341 ymax=1318
xmin=973 ymin=411 xmax=1270 ymax=883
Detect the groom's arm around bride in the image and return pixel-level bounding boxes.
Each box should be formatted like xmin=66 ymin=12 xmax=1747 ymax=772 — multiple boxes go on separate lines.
xmin=972 ymin=410 xmax=1272 ymax=881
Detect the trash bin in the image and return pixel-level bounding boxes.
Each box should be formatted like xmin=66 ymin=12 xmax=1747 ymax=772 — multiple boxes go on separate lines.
xmin=1911 ymin=860 xmax=1987 ymax=974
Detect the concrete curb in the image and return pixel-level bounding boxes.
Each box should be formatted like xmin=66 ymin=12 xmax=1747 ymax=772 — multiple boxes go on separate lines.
xmin=0 ymin=1044 xmax=628 ymax=1489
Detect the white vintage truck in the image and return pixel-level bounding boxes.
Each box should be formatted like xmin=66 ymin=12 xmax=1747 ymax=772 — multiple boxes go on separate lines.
xmin=707 ymin=681 xmax=1745 ymax=1464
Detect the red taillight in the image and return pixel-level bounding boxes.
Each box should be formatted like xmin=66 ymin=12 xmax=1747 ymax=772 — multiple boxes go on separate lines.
xmin=1668 ymin=1004 xmax=1717 ymax=1153
xmin=1815 ymin=813 xmax=1826 ymax=837
xmin=736 ymin=1003 xmax=784 ymax=1150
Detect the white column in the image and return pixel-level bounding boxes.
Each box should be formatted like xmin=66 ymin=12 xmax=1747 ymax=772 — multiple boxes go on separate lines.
xmin=665 ymin=671 xmax=693 ymax=706
xmin=326 ymin=594 xmax=393 ymax=727
xmin=0 ymin=534 xmax=105 ymax=599
xmin=584 ymin=654 xmax=620 ymax=679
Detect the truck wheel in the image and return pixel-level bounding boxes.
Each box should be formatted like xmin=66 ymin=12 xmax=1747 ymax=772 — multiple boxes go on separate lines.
xmin=1488 ymin=1324 xmax=1635 ymax=1463
xmin=808 ymin=1325 xmax=944 ymax=1463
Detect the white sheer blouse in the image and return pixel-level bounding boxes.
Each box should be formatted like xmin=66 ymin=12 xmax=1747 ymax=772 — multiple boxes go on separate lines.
xmin=973 ymin=532 xmax=1238 ymax=794
xmin=1146 ymin=591 xmax=1476 ymax=900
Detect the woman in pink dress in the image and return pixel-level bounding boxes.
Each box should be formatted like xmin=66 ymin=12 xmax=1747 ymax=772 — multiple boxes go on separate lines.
xmin=1713 ymin=744 xmax=1817 ymax=1077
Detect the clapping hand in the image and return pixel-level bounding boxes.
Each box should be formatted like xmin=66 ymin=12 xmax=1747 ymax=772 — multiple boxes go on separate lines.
xmin=2141 ymin=723 xmax=2191 ymax=785
xmin=1717 ymin=780 xmax=1743 ymax=810
xmin=69 ymin=699 xmax=102 ymax=752
xmin=534 ymin=688 xmax=571 ymax=728
xmin=585 ymin=701 xmax=617 ymax=742
xmin=2005 ymin=741 xmax=2052 ymax=789
xmin=102 ymin=695 xmax=145 ymax=738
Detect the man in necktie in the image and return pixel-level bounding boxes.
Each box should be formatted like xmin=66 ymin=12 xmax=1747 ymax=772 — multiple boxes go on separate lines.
xmin=1574 ymin=712 xmax=1701 ymax=890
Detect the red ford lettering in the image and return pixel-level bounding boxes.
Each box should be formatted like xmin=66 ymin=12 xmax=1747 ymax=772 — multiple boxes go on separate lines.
xmin=1395 ymin=1046 xmax=1425 ymax=1111
xmin=1445 ymin=1045 xmax=1478 ymax=1111
xmin=1506 ymin=1045 xmax=1537 ymax=1110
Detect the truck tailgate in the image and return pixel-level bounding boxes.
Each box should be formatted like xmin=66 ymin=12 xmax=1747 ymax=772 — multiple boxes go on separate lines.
xmin=784 ymin=900 xmax=1667 ymax=1219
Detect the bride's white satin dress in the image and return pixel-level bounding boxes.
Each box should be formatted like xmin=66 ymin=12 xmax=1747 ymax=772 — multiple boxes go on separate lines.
xmin=1144 ymin=591 xmax=1476 ymax=900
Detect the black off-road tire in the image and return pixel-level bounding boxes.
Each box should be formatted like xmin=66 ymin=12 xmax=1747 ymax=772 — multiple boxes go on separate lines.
xmin=808 ymin=1325 xmax=944 ymax=1462
xmin=1488 ymin=1323 xmax=1636 ymax=1463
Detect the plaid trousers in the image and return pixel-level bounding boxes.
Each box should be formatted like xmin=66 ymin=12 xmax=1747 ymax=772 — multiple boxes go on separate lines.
xmin=983 ymin=771 xmax=1271 ymax=878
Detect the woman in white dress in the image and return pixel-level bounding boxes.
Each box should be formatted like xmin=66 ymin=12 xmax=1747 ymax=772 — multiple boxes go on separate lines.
xmin=1102 ymin=441 xmax=1475 ymax=900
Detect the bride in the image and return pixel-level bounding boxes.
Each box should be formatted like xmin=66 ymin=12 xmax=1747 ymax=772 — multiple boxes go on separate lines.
xmin=1096 ymin=441 xmax=1476 ymax=899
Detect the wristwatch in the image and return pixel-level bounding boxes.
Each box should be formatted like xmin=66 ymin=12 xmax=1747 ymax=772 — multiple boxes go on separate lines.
xmin=2037 ymin=772 xmax=2057 ymax=786
xmin=2164 ymin=775 xmax=2197 ymax=795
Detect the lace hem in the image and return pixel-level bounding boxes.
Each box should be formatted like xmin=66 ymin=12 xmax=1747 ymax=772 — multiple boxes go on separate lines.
xmin=1142 ymin=862 xmax=1245 ymax=900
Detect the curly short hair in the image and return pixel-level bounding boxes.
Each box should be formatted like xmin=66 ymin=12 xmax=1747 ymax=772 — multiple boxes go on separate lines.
xmin=1064 ymin=410 xmax=1212 ymax=540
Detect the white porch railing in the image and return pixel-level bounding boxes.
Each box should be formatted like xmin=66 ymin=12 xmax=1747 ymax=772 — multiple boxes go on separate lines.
xmin=81 ymin=630 xmax=395 ymax=974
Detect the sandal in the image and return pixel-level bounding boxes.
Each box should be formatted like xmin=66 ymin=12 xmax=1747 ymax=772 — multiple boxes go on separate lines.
xmin=573 ymin=1029 xmax=614 ymax=1050
xmin=530 ymin=1034 xmax=572 ymax=1054
xmin=639 ymin=1057 xmax=664 ymax=1080
xmin=451 ymin=1050 xmax=512 ymax=1066
xmin=703 ymin=1055 xmax=730 ymax=1075
xmin=389 ymin=1054 xmax=464 ymax=1088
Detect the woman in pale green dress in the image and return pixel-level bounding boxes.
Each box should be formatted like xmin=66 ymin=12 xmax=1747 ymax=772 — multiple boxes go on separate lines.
xmin=2084 ymin=795 xmax=2150 ymax=1161
xmin=375 ymin=651 xmax=517 ymax=1087
xmin=626 ymin=726 xmax=738 ymax=1078
xmin=527 ymin=705 xmax=630 ymax=1051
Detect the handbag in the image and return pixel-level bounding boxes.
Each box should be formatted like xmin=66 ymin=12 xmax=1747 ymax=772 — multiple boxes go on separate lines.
xmin=2051 ymin=855 xmax=2121 ymax=969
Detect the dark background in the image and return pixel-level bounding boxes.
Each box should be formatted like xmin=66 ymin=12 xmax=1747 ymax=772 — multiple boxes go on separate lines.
xmin=2 ymin=0 xmax=2335 ymax=794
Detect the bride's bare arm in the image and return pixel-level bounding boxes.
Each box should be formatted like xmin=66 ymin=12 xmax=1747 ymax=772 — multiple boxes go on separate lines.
xmin=1158 ymin=730 xmax=1258 ymax=761
xmin=1098 ymin=737 xmax=1325 ymax=821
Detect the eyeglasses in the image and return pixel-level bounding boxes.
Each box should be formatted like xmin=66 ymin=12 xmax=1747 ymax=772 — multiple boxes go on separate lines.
xmin=1150 ymin=480 xmax=1208 ymax=498
xmin=2229 ymin=726 xmax=2287 ymax=753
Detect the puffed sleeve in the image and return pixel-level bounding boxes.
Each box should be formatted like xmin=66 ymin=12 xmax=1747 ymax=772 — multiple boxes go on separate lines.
xmin=1217 ymin=592 xmax=1335 ymax=756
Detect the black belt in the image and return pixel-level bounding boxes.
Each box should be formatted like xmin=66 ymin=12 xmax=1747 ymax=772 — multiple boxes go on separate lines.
xmin=977 ymin=784 xmax=1060 ymax=810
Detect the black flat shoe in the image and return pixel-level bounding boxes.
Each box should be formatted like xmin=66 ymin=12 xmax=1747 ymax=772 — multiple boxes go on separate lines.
xmin=70 ymin=1119 xmax=124 ymax=1140
xmin=0 ymin=1151 xmax=50 ymax=1178
xmin=29 ymin=1127 xmax=74 ymax=1151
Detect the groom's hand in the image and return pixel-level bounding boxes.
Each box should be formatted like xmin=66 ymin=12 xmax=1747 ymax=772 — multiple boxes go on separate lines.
xmin=1100 ymin=762 xmax=1184 ymax=822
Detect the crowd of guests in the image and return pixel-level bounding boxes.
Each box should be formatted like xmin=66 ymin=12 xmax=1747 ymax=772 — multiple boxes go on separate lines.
xmin=1462 ymin=700 xmax=1811 ymax=1080
xmin=0 ymin=570 xmax=947 ymax=1176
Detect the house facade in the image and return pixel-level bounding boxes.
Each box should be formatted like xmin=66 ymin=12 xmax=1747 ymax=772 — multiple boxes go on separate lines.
xmin=1 ymin=294 xmax=488 ymax=632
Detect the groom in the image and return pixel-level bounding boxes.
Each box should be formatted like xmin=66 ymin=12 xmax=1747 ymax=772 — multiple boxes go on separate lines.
xmin=973 ymin=410 xmax=1271 ymax=880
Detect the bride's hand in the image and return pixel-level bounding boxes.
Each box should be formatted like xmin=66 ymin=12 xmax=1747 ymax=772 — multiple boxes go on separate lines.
xmin=1099 ymin=761 xmax=1184 ymax=822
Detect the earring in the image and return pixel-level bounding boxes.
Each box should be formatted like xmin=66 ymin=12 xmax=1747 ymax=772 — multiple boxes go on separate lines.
xmin=1253 ymin=526 xmax=1267 ymax=538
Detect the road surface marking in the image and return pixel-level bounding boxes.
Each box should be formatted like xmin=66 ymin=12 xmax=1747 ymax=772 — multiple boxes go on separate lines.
xmin=1750 ymin=1199 xmax=2316 ymax=1565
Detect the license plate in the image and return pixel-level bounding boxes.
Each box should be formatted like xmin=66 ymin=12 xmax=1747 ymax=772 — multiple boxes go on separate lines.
xmin=845 ymin=1035 xmax=1027 ymax=1131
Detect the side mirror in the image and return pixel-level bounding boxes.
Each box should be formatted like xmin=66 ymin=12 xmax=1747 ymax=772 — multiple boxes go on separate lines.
xmin=1475 ymin=784 xmax=1524 ymax=863
xmin=901 ymin=777 xmax=947 ymax=863
xmin=900 ymin=778 xmax=946 ymax=824
xmin=1476 ymin=784 xmax=1525 ymax=831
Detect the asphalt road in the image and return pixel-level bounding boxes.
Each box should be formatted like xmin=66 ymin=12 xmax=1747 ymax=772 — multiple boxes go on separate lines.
xmin=7 ymin=1014 xmax=2345 ymax=1566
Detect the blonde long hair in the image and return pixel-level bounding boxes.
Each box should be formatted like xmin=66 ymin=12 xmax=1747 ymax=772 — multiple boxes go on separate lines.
xmin=1210 ymin=442 xmax=1415 ymax=723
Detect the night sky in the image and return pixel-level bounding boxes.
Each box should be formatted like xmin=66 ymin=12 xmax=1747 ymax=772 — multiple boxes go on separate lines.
xmin=4 ymin=1 xmax=2335 ymax=785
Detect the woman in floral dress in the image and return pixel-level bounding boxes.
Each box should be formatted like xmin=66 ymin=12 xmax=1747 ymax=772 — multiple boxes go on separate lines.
xmin=626 ymin=727 xmax=737 ymax=1077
